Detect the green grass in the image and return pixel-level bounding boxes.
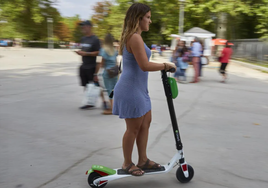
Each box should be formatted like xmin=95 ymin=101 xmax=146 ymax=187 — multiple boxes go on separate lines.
xmin=232 ymin=58 xmax=268 ymax=68
xmin=260 ymin=70 xmax=268 ymax=74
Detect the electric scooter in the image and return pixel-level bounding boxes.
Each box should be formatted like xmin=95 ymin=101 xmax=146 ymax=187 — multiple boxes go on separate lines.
xmin=85 ymin=70 xmax=194 ymax=188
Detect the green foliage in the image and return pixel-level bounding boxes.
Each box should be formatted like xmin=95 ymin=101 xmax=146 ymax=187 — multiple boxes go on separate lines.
xmin=1 ymin=0 xmax=268 ymax=42
xmin=0 ymin=22 xmax=25 ymax=39
xmin=22 ymin=41 xmax=61 ymax=48
xmin=253 ymin=0 xmax=268 ymax=39
xmin=91 ymin=1 xmax=115 ymax=39
xmin=0 ymin=0 xmax=61 ymax=40
xmin=72 ymin=20 xmax=83 ymax=43
xmin=62 ymin=15 xmax=80 ymax=33
xmin=54 ymin=21 xmax=71 ymax=41
xmin=183 ymin=0 xmax=268 ymax=39
xmin=60 ymin=15 xmax=82 ymax=42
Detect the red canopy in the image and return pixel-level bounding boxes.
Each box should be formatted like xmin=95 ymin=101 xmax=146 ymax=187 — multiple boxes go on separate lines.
xmin=213 ymin=38 xmax=233 ymax=46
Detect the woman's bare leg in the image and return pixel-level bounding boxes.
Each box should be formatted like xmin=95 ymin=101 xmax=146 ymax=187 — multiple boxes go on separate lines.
xmin=136 ymin=111 xmax=161 ymax=167
xmin=136 ymin=111 xmax=151 ymax=163
xmin=122 ymin=116 xmax=144 ymax=175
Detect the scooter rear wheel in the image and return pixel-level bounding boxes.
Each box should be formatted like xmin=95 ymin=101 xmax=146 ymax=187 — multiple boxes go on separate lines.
xmin=176 ymin=165 xmax=194 ymax=183
xmin=88 ymin=172 xmax=107 ymax=188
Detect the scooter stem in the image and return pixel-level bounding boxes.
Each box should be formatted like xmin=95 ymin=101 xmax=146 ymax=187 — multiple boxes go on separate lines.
xmin=161 ymin=70 xmax=183 ymax=151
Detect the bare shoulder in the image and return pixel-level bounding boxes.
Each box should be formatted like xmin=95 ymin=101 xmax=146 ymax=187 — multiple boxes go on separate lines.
xmin=129 ymin=34 xmax=144 ymax=46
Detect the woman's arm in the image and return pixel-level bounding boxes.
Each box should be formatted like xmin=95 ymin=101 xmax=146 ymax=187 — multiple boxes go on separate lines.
xmin=129 ymin=34 xmax=166 ymax=72
xmin=100 ymin=57 xmax=105 ymax=68
xmin=96 ymin=54 xmax=104 ymax=75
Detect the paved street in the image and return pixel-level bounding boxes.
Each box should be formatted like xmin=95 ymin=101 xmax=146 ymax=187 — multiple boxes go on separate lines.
xmin=1 ymin=48 xmax=268 ymax=188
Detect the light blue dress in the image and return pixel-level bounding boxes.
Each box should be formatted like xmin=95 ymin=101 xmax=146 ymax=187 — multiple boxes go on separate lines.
xmin=99 ymin=48 xmax=118 ymax=99
xmin=113 ymin=44 xmax=151 ymax=119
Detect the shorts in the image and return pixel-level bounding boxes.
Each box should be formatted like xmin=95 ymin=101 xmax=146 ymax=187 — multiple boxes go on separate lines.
xmin=79 ymin=66 xmax=96 ymax=87
xmin=219 ymin=63 xmax=228 ymax=75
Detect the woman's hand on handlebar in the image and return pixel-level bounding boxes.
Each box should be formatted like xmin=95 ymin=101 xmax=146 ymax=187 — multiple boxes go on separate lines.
xmin=163 ymin=62 xmax=177 ymax=73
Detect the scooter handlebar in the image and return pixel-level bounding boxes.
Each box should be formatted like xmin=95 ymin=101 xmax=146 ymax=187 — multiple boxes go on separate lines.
xmin=167 ymin=68 xmax=176 ymax=72
xmin=162 ymin=68 xmax=176 ymax=74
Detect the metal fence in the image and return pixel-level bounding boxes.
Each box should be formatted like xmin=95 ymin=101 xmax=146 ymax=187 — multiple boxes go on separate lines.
xmin=229 ymin=39 xmax=268 ymax=64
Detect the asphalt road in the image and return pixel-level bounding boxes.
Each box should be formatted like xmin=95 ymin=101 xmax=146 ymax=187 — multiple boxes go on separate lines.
xmin=1 ymin=48 xmax=268 ymax=188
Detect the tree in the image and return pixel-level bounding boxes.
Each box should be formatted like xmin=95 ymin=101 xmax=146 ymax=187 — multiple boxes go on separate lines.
xmin=62 ymin=15 xmax=80 ymax=34
xmin=2 ymin=0 xmax=267 ymax=42
xmin=0 ymin=22 xmax=23 ymax=39
xmin=72 ymin=20 xmax=83 ymax=43
xmin=252 ymin=0 xmax=268 ymax=39
xmin=54 ymin=21 xmax=71 ymax=41
xmin=91 ymin=1 xmax=113 ymax=39
xmin=183 ymin=0 xmax=268 ymax=39
xmin=0 ymin=0 xmax=61 ymax=40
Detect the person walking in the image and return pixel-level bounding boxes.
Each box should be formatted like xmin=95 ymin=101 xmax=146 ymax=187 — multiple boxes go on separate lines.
xmin=112 ymin=3 xmax=176 ymax=176
xmin=170 ymin=39 xmax=181 ymax=80
xmin=219 ymin=41 xmax=233 ymax=83
xmin=171 ymin=39 xmax=181 ymax=62
xmin=97 ymin=34 xmax=118 ymax=115
xmin=174 ymin=40 xmax=189 ymax=82
xmin=199 ymin=40 xmax=204 ymax=77
xmin=191 ymin=37 xmax=202 ymax=83
xmin=75 ymin=20 xmax=109 ymax=110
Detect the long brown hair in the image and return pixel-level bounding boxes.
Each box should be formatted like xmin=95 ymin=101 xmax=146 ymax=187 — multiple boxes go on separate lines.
xmin=119 ymin=3 xmax=151 ymax=55
xmin=103 ymin=33 xmax=115 ymax=56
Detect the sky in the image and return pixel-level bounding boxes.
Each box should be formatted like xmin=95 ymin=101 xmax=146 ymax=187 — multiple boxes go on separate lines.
xmin=54 ymin=0 xmax=109 ymax=20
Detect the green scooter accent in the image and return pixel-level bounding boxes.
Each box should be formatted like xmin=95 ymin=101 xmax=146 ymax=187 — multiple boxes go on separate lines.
xmin=168 ymin=77 xmax=178 ymax=99
xmin=91 ymin=165 xmax=116 ymax=175
xmin=86 ymin=169 xmax=94 ymax=175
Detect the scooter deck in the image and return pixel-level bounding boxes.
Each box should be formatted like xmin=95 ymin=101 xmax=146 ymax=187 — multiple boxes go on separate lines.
xmin=117 ymin=166 xmax=166 ymax=175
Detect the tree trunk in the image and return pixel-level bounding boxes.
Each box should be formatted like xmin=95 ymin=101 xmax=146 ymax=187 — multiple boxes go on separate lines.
xmin=217 ymin=12 xmax=227 ymax=39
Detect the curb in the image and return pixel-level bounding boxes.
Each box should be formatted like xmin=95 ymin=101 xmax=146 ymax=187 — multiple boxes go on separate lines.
xmin=151 ymin=56 xmax=268 ymax=72
xmin=231 ymin=59 xmax=268 ymax=72
xmin=150 ymin=58 xmax=220 ymax=69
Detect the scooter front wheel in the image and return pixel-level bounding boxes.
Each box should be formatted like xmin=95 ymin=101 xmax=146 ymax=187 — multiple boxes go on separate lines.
xmin=176 ymin=165 xmax=194 ymax=183
xmin=88 ymin=172 xmax=107 ymax=188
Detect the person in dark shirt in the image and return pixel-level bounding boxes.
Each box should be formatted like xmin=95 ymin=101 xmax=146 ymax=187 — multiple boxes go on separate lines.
xmin=75 ymin=20 xmax=101 ymax=109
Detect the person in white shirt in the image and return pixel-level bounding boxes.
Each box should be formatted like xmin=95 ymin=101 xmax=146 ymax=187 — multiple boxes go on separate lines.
xmin=191 ymin=37 xmax=202 ymax=83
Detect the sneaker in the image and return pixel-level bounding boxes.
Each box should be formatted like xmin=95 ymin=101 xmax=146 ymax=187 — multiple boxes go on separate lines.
xmin=79 ymin=105 xmax=94 ymax=110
